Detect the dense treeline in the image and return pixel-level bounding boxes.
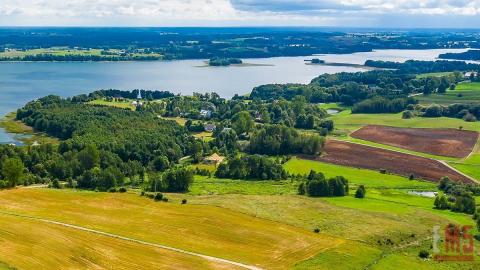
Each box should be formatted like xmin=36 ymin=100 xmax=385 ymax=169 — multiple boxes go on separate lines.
xmin=364 ymin=60 xmax=480 ymax=74
xmin=409 ymin=103 xmax=480 ymax=122
xmin=89 ymin=89 xmax=174 ymax=100
xmin=438 ymin=50 xmax=480 ymax=61
xmin=1 ymin=95 xmax=196 ymax=191
xmin=298 ymin=170 xmax=349 ymax=197
xmin=215 ymin=155 xmax=286 ymax=180
xmin=0 ymin=54 xmax=162 ymax=62
xmin=208 ymin=58 xmax=242 ymax=66
xmin=250 ymin=69 xmax=459 ymax=106
xmin=249 ymin=125 xmax=324 ymax=155
xmin=148 ymin=167 xmax=194 ymax=193
xmin=3 ymin=28 xmax=471 ymax=61
xmin=352 ymin=97 xmax=416 ymax=114
xmin=434 ymin=177 xmax=478 ymax=214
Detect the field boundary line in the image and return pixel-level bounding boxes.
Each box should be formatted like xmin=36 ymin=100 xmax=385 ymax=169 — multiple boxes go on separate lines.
xmin=439 ymin=161 xmax=478 ymax=184
xmin=462 ymin=133 xmax=480 ymax=162
xmin=0 ymin=210 xmax=263 ymax=270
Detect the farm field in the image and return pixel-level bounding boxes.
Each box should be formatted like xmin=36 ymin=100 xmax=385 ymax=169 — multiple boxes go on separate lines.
xmin=314 ymin=140 xmax=474 ymax=183
xmin=0 ymin=188 xmax=335 ymax=270
xmin=0 ymin=213 xmax=239 ymax=270
xmin=416 ymin=82 xmax=480 ymax=105
xmin=329 ymin=110 xmax=480 ymax=134
xmin=350 ymin=125 xmax=478 ymax=158
xmin=1 ymin=184 xmax=479 ymax=270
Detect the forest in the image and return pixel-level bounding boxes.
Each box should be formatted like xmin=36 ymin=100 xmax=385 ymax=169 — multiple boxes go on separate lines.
xmin=0 ymin=28 xmax=478 ymax=61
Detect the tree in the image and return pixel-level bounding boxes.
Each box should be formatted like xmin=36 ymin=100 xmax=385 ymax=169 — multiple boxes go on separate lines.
xmin=355 ymin=185 xmax=366 ymax=198
xmin=231 ymin=111 xmax=254 ymax=135
xmin=78 ymin=145 xmax=100 ymax=171
xmin=1 ymin=158 xmax=24 ymax=187
xmin=438 ymin=77 xmax=449 ymax=93
xmin=152 ymin=156 xmax=170 ymax=172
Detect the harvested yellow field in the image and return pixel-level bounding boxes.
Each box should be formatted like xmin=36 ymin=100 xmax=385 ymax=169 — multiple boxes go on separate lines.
xmin=0 ymin=214 xmax=241 ymax=270
xmin=0 ymin=188 xmax=341 ymax=269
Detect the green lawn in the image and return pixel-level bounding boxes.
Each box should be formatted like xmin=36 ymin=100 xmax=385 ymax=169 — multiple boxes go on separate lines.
xmin=189 ymin=175 xmax=298 ymax=195
xmin=416 ymin=82 xmax=480 ymax=105
xmin=416 ymin=72 xmax=454 ymax=79
xmin=283 ymin=157 xmax=436 ymax=189
xmin=88 ymin=99 xmax=136 ymax=110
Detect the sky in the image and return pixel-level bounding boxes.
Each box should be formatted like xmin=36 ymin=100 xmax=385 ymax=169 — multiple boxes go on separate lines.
xmin=1 ymin=0 xmax=480 ymax=28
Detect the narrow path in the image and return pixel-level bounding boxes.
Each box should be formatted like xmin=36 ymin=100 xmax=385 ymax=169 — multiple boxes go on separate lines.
xmin=0 ymin=211 xmax=263 ymax=270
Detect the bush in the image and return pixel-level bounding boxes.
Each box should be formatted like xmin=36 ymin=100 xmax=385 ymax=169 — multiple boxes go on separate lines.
xmin=154 ymin=193 xmax=163 ymax=201
xmin=51 ymin=179 xmax=61 ymax=189
xmin=402 ymin=110 xmax=415 ymax=119
xmin=313 ymin=228 xmax=320 ymax=233
xmin=108 ymin=187 xmax=117 ymax=193
xmin=119 ymin=187 xmax=127 ymax=193
xmin=355 ymin=185 xmax=366 ymax=198
xmin=182 ymin=199 xmax=187 ymax=204
xmin=162 ymin=197 xmax=169 ymax=202
xmin=418 ymin=250 xmax=430 ymax=259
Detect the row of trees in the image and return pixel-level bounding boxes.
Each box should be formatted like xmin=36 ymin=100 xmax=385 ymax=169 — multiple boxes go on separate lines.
xmin=298 ymin=170 xmax=349 ymax=197
xmin=249 ymin=125 xmax=325 ymax=155
xmin=215 ymin=155 xmax=287 ymax=180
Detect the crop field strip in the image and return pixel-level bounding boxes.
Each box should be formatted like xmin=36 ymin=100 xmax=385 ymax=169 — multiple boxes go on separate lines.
xmin=0 ymin=188 xmax=337 ymax=270
xmin=311 ymin=140 xmax=475 ymax=183
xmin=350 ymin=125 xmax=479 ymax=158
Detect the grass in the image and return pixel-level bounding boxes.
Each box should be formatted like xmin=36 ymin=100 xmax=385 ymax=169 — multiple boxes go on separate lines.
xmin=193 ymin=131 xmax=214 ymax=141
xmin=416 ymin=82 xmax=480 ymax=105
xmin=329 ymin=110 xmax=480 ymax=133
xmin=88 ymin=99 xmax=136 ymax=110
xmin=0 ymin=112 xmax=59 ymax=145
xmin=416 ymin=72 xmax=454 ymax=79
xmin=0 ymin=188 xmax=336 ymax=269
xmin=159 ymin=116 xmax=187 ymax=126
xmin=0 ymin=213 xmax=237 ymax=270
xmin=283 ymin=157 xmax=436 ymax=189
xmin=189 ymin=175 xmax=298 ymax=195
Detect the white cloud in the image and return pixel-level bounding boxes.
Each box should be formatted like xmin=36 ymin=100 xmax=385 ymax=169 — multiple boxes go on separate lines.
xmin=0 ymin=0 xmax=480 ymax=27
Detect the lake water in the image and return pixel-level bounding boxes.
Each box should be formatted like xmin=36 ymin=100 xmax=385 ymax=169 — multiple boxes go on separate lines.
xmin=0 ymin=48 xmax=470 ymax=144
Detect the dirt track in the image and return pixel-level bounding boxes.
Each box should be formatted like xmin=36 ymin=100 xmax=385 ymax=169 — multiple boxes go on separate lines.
xmin=312 ymin=140 xmax=474 ymax=184
xmin=350 ymin=125 xmax=479 ymax=158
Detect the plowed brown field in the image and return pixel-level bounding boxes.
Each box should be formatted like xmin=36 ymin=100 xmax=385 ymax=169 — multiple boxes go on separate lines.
xmin=311 ymin=140 xmax=474 ymax=183
xmin=350 ymin=125 xmax=478 ymax=158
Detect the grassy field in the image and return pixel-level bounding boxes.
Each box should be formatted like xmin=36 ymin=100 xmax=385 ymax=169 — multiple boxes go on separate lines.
xmin=0 ymin=188 xmax=337 ymax=270
xmin=0 ymin=213 xmax=238 ymax=270
xmin=329 ymin=110 xmax=480 ymax=133
xmin=284 ymin=157 xmax=436 ymax=189
xmin=416 ymin=82 xmax=480 ymax=105
xmin=416 ymin=72 xmax=454 ymax=79
xmin=88 ymin=99 xmax=136 ymax=110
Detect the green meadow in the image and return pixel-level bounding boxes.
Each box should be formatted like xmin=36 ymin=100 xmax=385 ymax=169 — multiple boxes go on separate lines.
xmin=416 ymin=82 xmax=480 ymax=105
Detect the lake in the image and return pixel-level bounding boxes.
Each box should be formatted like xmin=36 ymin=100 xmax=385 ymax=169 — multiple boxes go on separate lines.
xmin=0 ymin=48 xmax=469 ymax=144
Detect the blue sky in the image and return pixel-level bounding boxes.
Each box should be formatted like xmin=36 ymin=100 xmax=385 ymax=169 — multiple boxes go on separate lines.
xmin=0 ymin=0 xmax=479 ymax=28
